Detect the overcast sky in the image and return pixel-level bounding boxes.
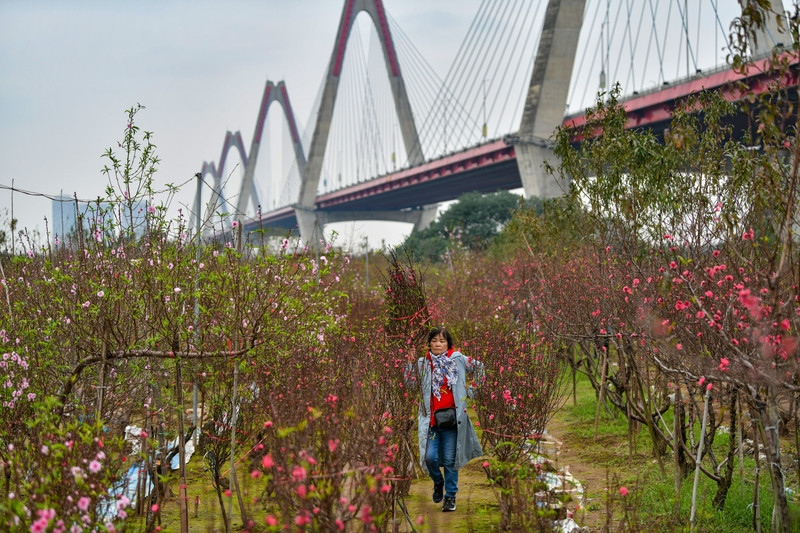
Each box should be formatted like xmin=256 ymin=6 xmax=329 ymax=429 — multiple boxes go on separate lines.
xmin=0 ymin=1 xmax=489 ymax=250
xmin=0 ymin=1 xmax=770 ymax=251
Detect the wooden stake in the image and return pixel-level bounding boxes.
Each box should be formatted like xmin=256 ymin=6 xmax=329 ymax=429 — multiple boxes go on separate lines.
xmin=176 ymin=357 xmax=190 ymax=533
xmin=674 ymin=386 xmax=682 ymax=518
xmin=689 ymin=387 xmax=710 ymax=532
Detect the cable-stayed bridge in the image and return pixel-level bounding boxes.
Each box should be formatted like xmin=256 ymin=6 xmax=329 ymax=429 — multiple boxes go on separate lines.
xmin=198 ymin=0 xmax=790 ymax=244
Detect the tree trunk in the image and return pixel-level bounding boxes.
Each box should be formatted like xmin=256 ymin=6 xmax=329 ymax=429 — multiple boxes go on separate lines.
xmin=753 ymin=409 xmax=763 ymax=533
xmin=756 ymin=396 xmax=791 ymax=533
xmin=594 ymin=349 xmax=608 ymax=438
xmin=712 ymin=392 xmax=737 ymax=509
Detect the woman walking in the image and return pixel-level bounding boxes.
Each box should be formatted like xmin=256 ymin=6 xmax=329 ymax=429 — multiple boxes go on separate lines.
xmin=413 ymin=327 xmax=483 ymax=512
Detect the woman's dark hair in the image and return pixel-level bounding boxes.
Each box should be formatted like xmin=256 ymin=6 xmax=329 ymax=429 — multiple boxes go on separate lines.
xmin=428 ymin=327 xmax=454 ymax=349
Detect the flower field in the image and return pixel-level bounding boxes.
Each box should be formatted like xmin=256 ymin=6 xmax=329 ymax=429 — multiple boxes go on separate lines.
xmin=4 ymin=9 xmax=800 ymax=530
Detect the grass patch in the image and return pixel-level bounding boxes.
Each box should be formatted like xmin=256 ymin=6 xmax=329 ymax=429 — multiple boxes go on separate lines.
xmin=556 ymin=371 xmax=800 ymax=532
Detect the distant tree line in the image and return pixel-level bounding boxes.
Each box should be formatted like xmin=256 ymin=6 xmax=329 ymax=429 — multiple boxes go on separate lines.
xmin=402 ymin=190 xmax=542 ymax=262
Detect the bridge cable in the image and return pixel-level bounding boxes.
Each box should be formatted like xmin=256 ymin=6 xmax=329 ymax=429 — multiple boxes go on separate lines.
xmin=645 ymin=0 xmax=667 ymax=86
xmin=489 ymin=0 xmax=541 ymax=137
xmin=709 ymin=0 xmax=735 ymax=62
xmin=571 ymin=0 xmax=606 ymax=111
xmin=421 ymin=0 xmax=499 ymax=155
xmin=449 ymin=0 xmax=526 ymax=146
xmin=388 ymin=15 xmax=455 ymax=164
xmin=675 ymin=0 xmax=699 ymax=77
xmin=470 ymin=0 xmax=533 ymax=142
xmin=607 ymin=0 xmax=627 ymax=92
xmin=450 ymin=0 xmax=520 ymax=150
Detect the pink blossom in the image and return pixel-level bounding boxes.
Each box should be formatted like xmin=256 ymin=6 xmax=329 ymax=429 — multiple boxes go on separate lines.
xmin=265 ymin=515 xmax=278 ymax=526
xmin=619 ymin=486 xmax=628 ymax=496
xmin=116 ymin=495 xmax=131 ymax=511
xmin=30 ymin=517 xmax=49 ymax=533
xmin=78 ymin=496 xmax=91 ymax=511
xmin=261 ymin=454 xmax=274 ymax=469
xmin=292 ymin=465 xmax=307 ymax=482
xmin=89 ymin=460 xmax=101 ymax=473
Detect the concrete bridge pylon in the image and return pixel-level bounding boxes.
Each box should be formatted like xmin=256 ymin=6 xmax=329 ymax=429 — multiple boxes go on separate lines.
xmin=514 ymin=0 xmax=585 ymax=201
xmin=294 ymin=0 xmax=426 ymax=247
xmin=237 ymin=80 xmax=306 ymax=220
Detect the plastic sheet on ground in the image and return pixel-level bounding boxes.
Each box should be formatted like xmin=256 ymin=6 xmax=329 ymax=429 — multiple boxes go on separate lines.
xmin=522 ymin=432 xmax=584 ymax=499
xmin=124 ymin=425 xmax=199 ymax=470
xmin=123 ymin=425 xmax=144 ymax=454
xmin=553 ymin=517 xmax=589 ymax=532
xmin=97 ymin=462 xmax=152 ymax=520
xmin=167 ymin=429 xmax=199 ymax=470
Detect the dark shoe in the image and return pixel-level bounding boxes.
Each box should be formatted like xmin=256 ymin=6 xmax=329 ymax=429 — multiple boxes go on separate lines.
xmin=432 ymin=482 xmax=444 ymax=503
xmin=442 ymin=496 xmax=456 ymax=512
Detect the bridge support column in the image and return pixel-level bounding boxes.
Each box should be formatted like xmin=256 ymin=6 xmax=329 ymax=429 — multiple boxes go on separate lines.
xmin=294 ymin=206 xmax=324 ymax=247
xmin=515 ymin=0 xmax=585 ymax=200
xmin=516 ymin=144 xmax=569 ymax=199
xmin=413 ymin=204 xmax=438 ymax=232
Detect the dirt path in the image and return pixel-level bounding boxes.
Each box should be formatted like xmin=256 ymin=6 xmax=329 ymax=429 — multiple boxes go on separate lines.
xmin=544 ymin=412 xmax=612 ymax=530
xmin=395 ymin=400 xmax=617 ymax=532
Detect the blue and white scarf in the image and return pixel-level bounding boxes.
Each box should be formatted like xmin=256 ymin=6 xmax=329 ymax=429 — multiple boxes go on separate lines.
xmin=430 ymin=350 xmax=458 ymax=401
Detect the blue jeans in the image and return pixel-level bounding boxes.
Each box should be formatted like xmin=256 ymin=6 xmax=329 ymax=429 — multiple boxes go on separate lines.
xmin=425 ymin=425 xmax=458 ymax=497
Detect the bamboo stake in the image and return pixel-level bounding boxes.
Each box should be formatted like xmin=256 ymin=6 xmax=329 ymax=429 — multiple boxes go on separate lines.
xmin=737 ymin=396 xmax=744 ymax=501
xmin=96 ymin=340 xmax=107 ymax=424
xmin=674 ymin=386 xmax=682 ymax=518
xmin=193 ymin=176 xmax=202 ymax=448
xmin=176 ymin=358 xmax=190 ymax=533
xmin=690 ymin=387 xmax=711 ymax=532
xmin=232 ymin=465 xmax=248 ymax=526
xmin=0 ymin=260 xmax=12 ymax=321
xmin=228 ymin=357 xmax=239 ymax=533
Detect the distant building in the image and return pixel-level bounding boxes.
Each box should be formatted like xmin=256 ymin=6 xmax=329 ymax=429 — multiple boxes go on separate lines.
xmin=52 ymin=196 xmax=148 ymax=244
